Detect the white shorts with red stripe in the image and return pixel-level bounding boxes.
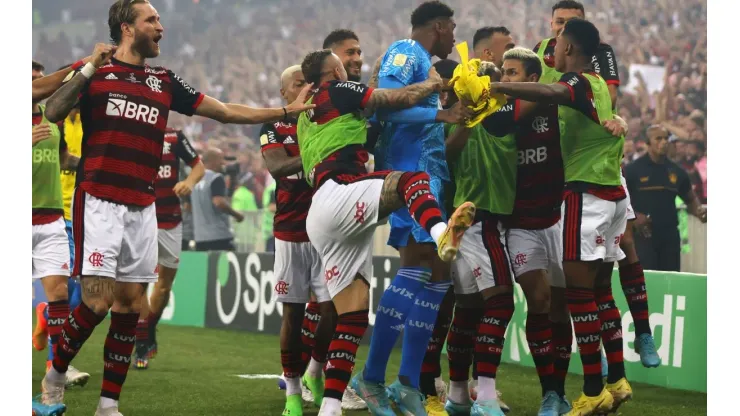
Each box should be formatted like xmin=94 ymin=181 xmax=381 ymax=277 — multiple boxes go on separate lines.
xmin=506 ymin=222 xmax=566 ymax=288
xmin=273 ymin=239 xmax=330 ymax=303
xmin=158 ymin=223 xmax=182 ymax=269
xmin=72 ymin=189 xmax=158 ymax=282
xmin=32 ymin=217 xmax=71 ymax=280
xmin=452 ymin=219 xmax=513 ymax=295
xmin=561 ymin=192 xmax=628 ymax=262
xmin=306 ymin=177 xmax=383 ymax=299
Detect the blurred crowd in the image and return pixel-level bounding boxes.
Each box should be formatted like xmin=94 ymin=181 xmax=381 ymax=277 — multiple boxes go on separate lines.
xmin=32 ymin=0 xmax=707 ymax=205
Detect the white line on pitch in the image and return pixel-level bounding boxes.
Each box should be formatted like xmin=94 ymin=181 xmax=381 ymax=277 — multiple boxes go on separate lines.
xmin=235 ymin=374 xmax=282 ymax=379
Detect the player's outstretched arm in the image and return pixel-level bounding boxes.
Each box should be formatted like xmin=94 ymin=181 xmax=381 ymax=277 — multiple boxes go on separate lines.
xmin=364 ymin=67 xmax=443 ymax=113
xmin=195 ymin=84 xmax=315 ymax=125
xmin=491 ymin=82 xmax=571 ymax=105
xmin=32 ymin=59 xmax=89 ymax=103
xmin=45 ymin=43 xmax=117 ymax=123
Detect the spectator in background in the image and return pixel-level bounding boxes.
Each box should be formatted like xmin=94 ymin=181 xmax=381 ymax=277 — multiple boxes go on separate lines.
xmin=192 ymin=148 xmax=243 ymax=252
xmin=694 ymin=141 xmax=707 ymax=203
xmin=180 ymin=161 xmax=195 ymax=251
xmin=232 ymin=172 xmax=261 ymax=252
xmin=625 ymin=126 xmax=706 ymax=271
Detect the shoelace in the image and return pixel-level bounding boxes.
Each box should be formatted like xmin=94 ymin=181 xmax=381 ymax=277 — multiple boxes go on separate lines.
xmin=640 ymin=336 xmax=658 ymax=355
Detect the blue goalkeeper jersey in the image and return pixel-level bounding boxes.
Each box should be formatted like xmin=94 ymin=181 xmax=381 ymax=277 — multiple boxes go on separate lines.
xmin=376 ymin=39 xmax=448 ymax=181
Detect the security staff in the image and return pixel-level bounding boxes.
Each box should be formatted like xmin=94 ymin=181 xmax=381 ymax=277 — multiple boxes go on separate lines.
xmin=624 ymin=125 xmax=707 ymax=271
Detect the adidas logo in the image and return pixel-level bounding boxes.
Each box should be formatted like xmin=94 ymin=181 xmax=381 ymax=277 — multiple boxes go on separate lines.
xmin=105 ymin=73 xmax=118 ymax=80
xmin=62 ymin=263 xmax=69 ymax=270
xmin=284 ymin=136 xmax=295 ymax=144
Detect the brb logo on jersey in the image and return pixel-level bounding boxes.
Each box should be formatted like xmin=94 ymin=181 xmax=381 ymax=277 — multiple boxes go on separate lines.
xmin=106 ymin=93 xmax=160 ymax=125
xmin=518 ymin=146 xmax=548 ymax=165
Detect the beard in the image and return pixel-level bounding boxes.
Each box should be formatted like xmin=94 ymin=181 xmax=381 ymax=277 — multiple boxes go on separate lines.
xmin=134 ymin=31 xmax=160 ymax=59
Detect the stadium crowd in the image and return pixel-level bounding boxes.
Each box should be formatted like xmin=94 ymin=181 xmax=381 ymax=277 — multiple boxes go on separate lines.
xmin=33 ymin=0 xmax=708 ymax=205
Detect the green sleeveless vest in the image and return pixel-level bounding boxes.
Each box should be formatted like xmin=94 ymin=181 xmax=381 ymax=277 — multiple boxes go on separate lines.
xmin=32 ymin=105 xmax=64 ymax=210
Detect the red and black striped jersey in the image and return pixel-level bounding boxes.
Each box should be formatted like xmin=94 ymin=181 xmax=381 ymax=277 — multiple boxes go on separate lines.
xmin=156 ymin=128 xmax=199 ymax=229
xmin=260 ymin=118 xmax=312 ymax=242
xmin=74 ymin=58 xmax=204 ymax=207
xmin=506 ymin=106 xmax=564 ymax=230
xmin=533 ymin=39 xmax=620 ymax=86
xmin=307 ymin=81 xmax=374 ymax=188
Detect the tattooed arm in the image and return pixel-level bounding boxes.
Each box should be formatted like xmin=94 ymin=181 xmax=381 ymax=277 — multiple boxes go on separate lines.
xmin=45 ymin=43 xmax=117 ymax=123
xmin=363 ymin=66 xmax=443 ymax=113
xmin=367 ymin=56 xmax=383 ymax=89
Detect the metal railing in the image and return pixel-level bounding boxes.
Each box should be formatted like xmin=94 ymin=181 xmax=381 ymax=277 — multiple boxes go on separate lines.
xmin=226 ymin=210 xmax=707 ymax=273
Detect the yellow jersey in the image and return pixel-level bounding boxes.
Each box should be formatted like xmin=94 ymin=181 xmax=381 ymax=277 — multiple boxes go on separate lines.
xmin=60 ymin=112 xmax=82 ymax=220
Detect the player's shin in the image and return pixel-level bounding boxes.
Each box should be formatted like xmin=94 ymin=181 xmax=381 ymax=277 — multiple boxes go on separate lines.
xmin=420 ymin=286 xmax=454 ymax=397
xmin=550 ymin=287 xmax=572 ymax=397
xmin=363 ymin=267 xmax=431 ymax=383
xmin=446 ymin=303 xmax=482 ymax=404
xmin=519 ymin=271 xmax=556 ymax=396
xmin=301 ymin=301 xmax=321 ymax=371
xmin=396 ymin=171 xmax=447 ymax=242
xmin=41 ymin=276 xmax=70 ymax=367
xmin=280 ymin=303 xmax=306 ymax=397
xmin=475 ymin=289 xmax=515 ymax=402
xmin=148 ymin=265 xmax=177 ymax=331
xmin=595 ymin=284 xmax=626 ymax=383
xmin=322 ymin=278 xmax=370 ymax=414
xmin=398 ymin=280 xmax=451 ymax=388
xmin=308 ymin=302 xmax=337 ymax=377
xmin=618 ymin=260 xmax=650 ymax=336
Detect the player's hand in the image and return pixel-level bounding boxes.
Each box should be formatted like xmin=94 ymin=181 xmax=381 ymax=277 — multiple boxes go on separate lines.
xmin=438 ymin=101 xmax=475 ymax=124
xmin=32 ymin=124 xmax=53 ymax=146
xmin=173 ymin=181 xmax=193 ymax=197
xmin=285 ymin=83 xmax=316 ymax=116
xmin=633 ymin=213 xmax=652 ymax=238
xmin=234 ymin=212 xmax=245 ymax=223
xmin=90 ymin=43 xmax=118 ymax=68
xmin=603 ymin=117 xmax=628 ymax=137
xmin=427 ymin=66 xmax=444 ymax=91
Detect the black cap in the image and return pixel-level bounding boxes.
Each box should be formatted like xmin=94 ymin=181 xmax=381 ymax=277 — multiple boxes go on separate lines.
xmin=433 ymin=59 xmax=459 ymax=79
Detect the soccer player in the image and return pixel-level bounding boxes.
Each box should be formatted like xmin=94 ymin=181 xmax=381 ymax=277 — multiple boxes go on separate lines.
xmin=32 ymin=61 xmax=90 ymax=390
xmin=32 ymin=62 xmax=87 ymax=416
xmin=260 ymin=65 xmax=335 ymax=416
xmin=40 ymin=1 xmax=313 ymax=414
xmin=534 ymin=0 xmax=661 ymax=370
xmin=356 ymin=3 xmax=470 ymax=414
xmin=497 ymin=48 xmax=568 ymax=416
xmin=534 ymin=0 xmax=619 ymax=106
xmin=297 ymin=49 xmax=474 ymax=416
xmin=491 ymin=19 xmax=631 ymax=415
xmin=133 ymin=127 xmax=204 ymax=369
xmin=323 ymin=29 xmax=363 ymax=82
xmin=471 ymin=26 xmax=515 ymax=68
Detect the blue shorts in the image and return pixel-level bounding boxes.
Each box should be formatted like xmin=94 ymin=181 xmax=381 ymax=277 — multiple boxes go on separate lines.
xmin=65 ymin=219 xmax=75 ymax=266
xmin=387 ymin=174 xmax=447 ymax=249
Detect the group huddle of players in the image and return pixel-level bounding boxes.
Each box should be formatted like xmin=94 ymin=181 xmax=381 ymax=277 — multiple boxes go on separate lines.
xmin=265 ymin=1 xmax=665 ymax=416
xmin=29 ymin=1 xmax=663 ymax=416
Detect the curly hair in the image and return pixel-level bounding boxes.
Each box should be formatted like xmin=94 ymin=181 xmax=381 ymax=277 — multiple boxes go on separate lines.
xmin=410 ymin=1 xmax=454 ymax=29
xmin=301 ymin=49 xmax=333 ymax=86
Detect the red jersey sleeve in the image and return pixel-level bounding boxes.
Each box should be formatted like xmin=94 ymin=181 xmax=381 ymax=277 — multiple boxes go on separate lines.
xmin=259 ymin=122 xmax=283 ymax=152
xmin=327 ymin=81 xmax=374 ymax=114
xmin=174 ymin=131 xmax=199 ymax=166
xmin=167 ymin=70 xmax=204 ymax=116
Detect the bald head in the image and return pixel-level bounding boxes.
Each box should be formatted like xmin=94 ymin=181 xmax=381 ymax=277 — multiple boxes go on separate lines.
xmin=202 ymin=147 xmax=225 ymax=171
xmin=280 ymin=65 xmax=306 ymax=104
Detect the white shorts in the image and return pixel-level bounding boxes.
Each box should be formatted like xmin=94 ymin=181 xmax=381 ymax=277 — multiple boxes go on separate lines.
xmin=622 ymin=174 xmax=635 ymax=221
xmin=506 ymin=222 xmax=566 ymax=288
xmin=453 ymin=219 xmax=513 ymax=295
xmin=306 ymin=178 xmax=383 ymax=299
xmin=562 ymin=192 xmax=627 ymax=263
xmin=32 ymin=217 xmax=71 ymax=280
xmin=158 ymin=224 xmax=182 ymax=269
xmin=72 ymin=189 xmax=158 ymax=283
xmin=274 ymin=239 xmax=330 ymax=303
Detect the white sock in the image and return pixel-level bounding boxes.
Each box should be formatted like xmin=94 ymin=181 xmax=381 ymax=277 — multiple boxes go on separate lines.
xmin=45 ymin=367 xmax=65 ymax=384
xmin=319 ymin=397 xmax=342 ymax=414
xmin=285 ymin=376 xmax=302 ymax=396
xmin=448 ymin=380 xmax=470 ymax=404
xmin=98 ymin=397 xmax=118 ymax=410
xmin=307 ymin=358 xmax=324 ymax=378
xmin=430 ymin=222 xmax=447 ymax=244
xmin=476 ymin=376 xmax=498 ymax=402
